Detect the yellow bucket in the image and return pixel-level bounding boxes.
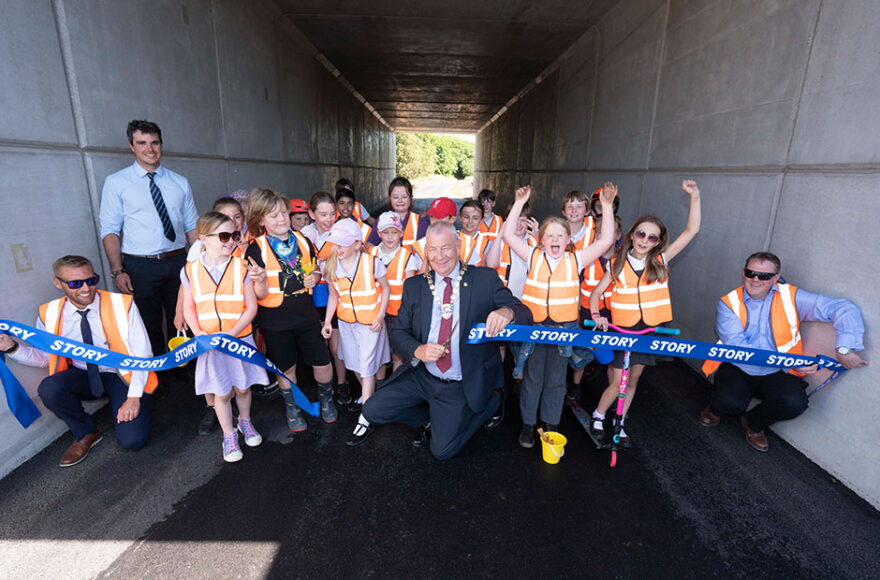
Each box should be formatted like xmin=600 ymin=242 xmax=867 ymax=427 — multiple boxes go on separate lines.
xmin=167 ymin=330 xmax=190 ymax=367
xmin=540 ymin=431 xmax=567 ymax=464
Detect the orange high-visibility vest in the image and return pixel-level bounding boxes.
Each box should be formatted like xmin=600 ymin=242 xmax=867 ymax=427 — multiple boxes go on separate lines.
xmin=254 ymin=233 xmax=314 ymax=308
xmin=411 ymin=237 xmax=427 ymax=262
xmin=522 ymin=249 xmax=580 ymax=323
xmin=459 ymin=232 xmax=490 ymax=266
xmin=580 ymin=259 xmax=613 ymax=310
xmin=38 ymin=290 xmax=158 ymax=393
xmin=369 ymin=245 xmax=412 ymax=316
xmin=185 ymin=256 xmax=252 ymax=337
xmin=573 ymin=218 xmax=596 ymax=251
xmin=336 ymin=203 xmax=367 ymax=224
xmin=702 ymin=284 xmax=802 ymax=376
xmin=358 ymin=221 xmax=371 ymax=243
xmin=479 ymin=214 xmax=503 ymax=239
xmin=400 ymin=211 xmax=421 ymax=247
xmin=332 ymin=253 xmax=383 ymax=324
xmin=608 ymin=255 xmax=672 ymax=327
xmin=496 ymin=235 xmax=537 ymax=285
xmin=584 ymin=216 xmax=596 ymax=241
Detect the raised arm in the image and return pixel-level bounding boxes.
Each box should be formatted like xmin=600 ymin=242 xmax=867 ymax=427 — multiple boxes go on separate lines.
xmin=502 ymin=186 xmax=534 ymax=262
xmin=664 ymin=180 xmax=701 ymax=261
xmin=483 ymin=236 xmax=502 ymax=269
xmin=578 ymin=182 xmax=618 ymax=265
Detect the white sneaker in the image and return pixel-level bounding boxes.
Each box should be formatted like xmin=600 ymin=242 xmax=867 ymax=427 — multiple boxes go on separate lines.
xmin=222 ymin=432 xmax=243 ymax=462
xmin=237 ymin=418 xmax=263 ymax=447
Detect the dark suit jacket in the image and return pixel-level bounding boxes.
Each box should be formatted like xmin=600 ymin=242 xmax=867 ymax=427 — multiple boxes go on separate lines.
xmin=389 ymin=266 xmax=532 ymax=413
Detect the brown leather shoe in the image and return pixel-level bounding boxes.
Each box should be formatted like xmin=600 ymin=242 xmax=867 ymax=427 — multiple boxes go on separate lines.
xmin=59 ymin=429 xmax=103 ymax=468
xmin=741 ymin=415 xmax=769 ymax=452
xmin=699 ymin=405 xmax=720 ymax=427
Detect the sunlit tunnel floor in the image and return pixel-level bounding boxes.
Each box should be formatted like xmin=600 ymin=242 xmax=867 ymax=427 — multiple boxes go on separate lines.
xmin=0 ymin=360 xmax=877 ymax=579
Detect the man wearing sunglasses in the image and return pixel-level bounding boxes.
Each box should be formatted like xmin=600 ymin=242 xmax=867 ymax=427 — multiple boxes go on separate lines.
xmin=700 ymin=252 xmax=867 ymax=451
xmin=99 ymin=120 xmax=198 ymax=376
xmin=0 ymin=256 xmax=154 ymax=467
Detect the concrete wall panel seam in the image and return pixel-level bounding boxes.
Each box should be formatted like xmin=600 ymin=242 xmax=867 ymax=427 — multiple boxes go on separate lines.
xmin=644 ymin=0 xmax=671 ymax=171
xmin=52 ymin=0 xmax=103 ymax=270
xmin=766 ymin=0 xmax=825 ymax=251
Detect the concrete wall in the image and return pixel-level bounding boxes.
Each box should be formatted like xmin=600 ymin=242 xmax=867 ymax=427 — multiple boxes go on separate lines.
xmin=474 ymin=0 xmax=879 ymax=508
xmin=0 ymin=0 xmax=395 ymax=477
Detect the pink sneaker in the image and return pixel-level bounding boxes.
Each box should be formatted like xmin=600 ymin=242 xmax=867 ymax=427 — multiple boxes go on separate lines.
xmin=237 ymin=418 xmax=263 ymax=447
xmin=222 ymin=432 xmax=243 ymax=462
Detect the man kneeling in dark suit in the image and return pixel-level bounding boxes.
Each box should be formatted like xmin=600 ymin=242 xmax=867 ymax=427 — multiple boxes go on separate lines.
xmin=361 ymin=221 xmax=532 ymax=459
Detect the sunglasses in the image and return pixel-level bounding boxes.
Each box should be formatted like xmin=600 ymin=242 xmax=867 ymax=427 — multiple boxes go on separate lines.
xmin=633 ymin=230 xmax=660 ymax=243
xmin=206 ymin=231 xmax=242 ymax=243
xmin=743 ymin=268 xmax=777 ymax=281
xmin=56 ymin=275 xmax=100 ymax=289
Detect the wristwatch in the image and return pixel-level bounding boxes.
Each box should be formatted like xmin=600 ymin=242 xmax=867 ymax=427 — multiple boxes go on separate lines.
xmin=837 ymin=346 xmax=851 ymax=356
xmin=111 ymin=269 xmax=125 ymax=278
xmin=2 ymin=341 xmax=19 ymax=355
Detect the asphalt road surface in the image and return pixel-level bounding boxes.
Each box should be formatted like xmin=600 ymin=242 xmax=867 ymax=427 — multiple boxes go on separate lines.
xmin=0 ymin=359 xmax=877 ymax=579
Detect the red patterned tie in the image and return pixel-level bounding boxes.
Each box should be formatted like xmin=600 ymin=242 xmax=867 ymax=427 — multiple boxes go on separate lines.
xmin=436 ymin=276 xmax=453 ymax=372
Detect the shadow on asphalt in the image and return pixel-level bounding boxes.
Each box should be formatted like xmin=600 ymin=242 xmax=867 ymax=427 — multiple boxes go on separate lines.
xmin=0 ymin=359 xmax=878 ymax=578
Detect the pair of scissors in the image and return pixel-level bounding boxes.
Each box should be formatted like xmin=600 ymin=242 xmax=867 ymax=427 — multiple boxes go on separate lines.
xmin=440 ymin=322 xmax=458 ymax=356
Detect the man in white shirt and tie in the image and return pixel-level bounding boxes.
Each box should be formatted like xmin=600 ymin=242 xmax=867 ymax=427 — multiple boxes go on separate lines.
xmin=0 ymin=256 xmax=154 ymax=467
xmin=99 ymin=120 xmax=198 ymax=369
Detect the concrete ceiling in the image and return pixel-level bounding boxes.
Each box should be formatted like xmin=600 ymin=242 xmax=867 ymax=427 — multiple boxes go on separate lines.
xmin=275 ymin=1 xmax=617 ymax=133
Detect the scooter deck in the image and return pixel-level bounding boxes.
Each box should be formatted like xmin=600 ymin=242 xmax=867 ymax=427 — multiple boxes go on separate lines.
xmin=568 ymin=401 xmax=606 ymax=449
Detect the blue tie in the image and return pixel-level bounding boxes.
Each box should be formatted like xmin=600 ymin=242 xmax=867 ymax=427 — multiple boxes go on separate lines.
xmin=146 ymin=172 xmax=176 ymax=242
xmin=77 ymin=310 xmax=104 ymax=397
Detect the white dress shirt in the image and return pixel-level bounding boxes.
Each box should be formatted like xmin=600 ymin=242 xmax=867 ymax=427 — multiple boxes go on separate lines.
xmin=8 ymin=294 xmax=153 ymax=397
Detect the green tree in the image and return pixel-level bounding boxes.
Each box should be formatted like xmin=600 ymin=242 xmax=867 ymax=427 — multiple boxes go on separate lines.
xmin=396 ymin=132 xmax=435 ymax=178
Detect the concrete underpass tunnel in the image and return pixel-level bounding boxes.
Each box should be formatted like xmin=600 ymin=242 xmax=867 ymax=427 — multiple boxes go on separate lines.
xmin=1 ymin=1 xmax=878 ymax=509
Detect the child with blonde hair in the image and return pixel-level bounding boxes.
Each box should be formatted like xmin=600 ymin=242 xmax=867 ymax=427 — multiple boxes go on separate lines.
xmin=321 ymin=219 xmax=391 ymax=445
xmin=181 ymin=211 xmax=267 ymax=462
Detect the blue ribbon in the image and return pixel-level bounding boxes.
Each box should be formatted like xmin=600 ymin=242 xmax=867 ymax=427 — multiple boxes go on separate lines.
xmin=465 ymin=324 xmax=845 ymax=372
xmin=0 ymin=351 xmax=41 ymax=428
xmin=0 ymin=320 xmax=319 ymax=428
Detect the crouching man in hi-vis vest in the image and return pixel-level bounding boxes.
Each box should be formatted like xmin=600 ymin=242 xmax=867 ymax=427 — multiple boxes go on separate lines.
xmin=700 ymin=252 xmax=867 ymax=452
xmin=0 ymin=255 xmax=155 ymax=467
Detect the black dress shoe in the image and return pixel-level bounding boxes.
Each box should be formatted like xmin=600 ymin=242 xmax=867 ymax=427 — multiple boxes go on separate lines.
xmin=345 ymin=421 xmax=374 ymax=446
xmin=484 ymin=390 xmax=505 ymax=431
xmin=412 ymin=424 xmax=431 ymax=447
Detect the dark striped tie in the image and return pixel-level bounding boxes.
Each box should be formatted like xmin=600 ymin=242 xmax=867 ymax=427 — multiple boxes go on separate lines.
xmin=146 ymin=172 xmax=176 ymax=242
xmin=77 ymin=310 xmax=104 ymax=397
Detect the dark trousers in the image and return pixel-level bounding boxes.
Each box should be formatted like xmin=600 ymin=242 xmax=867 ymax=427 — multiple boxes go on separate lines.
xmin=38 ymin=368 xmax=151 ymax=449
xmin=123 ymin=253 xmax=185 ymax=358
xmin=363 ymin=366 xmax=499 ymax=460
xmin=710 ymin=363 xmax=808 ymax=433
xmin=521 ymin=342 xmax=568 ymax=426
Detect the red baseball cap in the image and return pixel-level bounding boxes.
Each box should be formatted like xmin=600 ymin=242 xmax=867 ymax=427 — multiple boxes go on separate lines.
xmin=289 ymin=199 xmax=309 ymax=213
xmin=425 ymin=197 xmax=457 ymax=219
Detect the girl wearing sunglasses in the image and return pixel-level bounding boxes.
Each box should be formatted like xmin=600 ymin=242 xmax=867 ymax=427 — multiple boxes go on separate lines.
xmin=181 ymin=211 xmax=267 ymax=462
xmin=174 ymin=196 xmax=249 ymax=436
xmin=588 ymin=180 xmax=702 ymax=447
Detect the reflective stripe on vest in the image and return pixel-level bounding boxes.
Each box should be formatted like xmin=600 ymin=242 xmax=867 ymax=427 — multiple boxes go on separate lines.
xmin=522 ymin=249 xmax=580 ymax=323
xmin=608 ymin=255 xmax=672 ymax=327
xmin=186 ymin=257 xmax=252 ymax=337
xmin=701 ymin=284 xmax=802 ymax=376
xmin=459 ymin=233 xmax=489 ymax=266
xmin=583 ymin=216 xmax=596 ymax=246
xmin=580 ymin=259 xmax=612 ymax=310
xmin=38 ymin=290 xmax=158 ymax=393
xmin=479 ymin=214 xmax=503 ymax=239
xmin=369 ymin=245 xmax=411 ymax=316
xmin=255 ymin=233 xmax=313 ymax=308
xmin=412 ymin=237 xmax=427 ymax=261
xmin=401 ymin=212 xmax=421 ymax=247
xmin=496 ymin=235 xmax=536 ymax=285
xmin=332 ymin=253 xmax=383 ymax=324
